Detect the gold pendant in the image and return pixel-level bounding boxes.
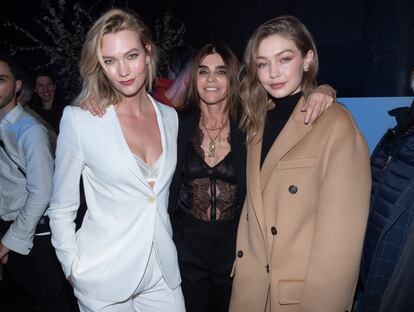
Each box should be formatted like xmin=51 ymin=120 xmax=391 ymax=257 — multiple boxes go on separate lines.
xmin=208 ymin=140 xmax=216 ymax=157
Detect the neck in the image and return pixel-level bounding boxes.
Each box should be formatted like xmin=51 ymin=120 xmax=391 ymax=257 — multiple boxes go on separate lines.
xmin=41 ymin=94 xmax=55 ymax=109
xmin=116 ymin=89 xmax=150 ymax=117
xmin=199 ymin=103 xmax=229 ymax=129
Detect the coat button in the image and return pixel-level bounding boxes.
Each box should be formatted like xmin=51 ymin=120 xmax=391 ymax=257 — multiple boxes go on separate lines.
xmin=271 ymin=226 xmax=277 ymax=235
xmin=237 ymin=250 xmax=244 ymax=258
xmin=266 ymin=264 xmax=270 ymax=273
xmin=288 ymin=185 xmax=298 ymax=194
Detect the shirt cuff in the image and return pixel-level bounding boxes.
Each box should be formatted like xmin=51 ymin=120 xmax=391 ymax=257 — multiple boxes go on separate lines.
xmin=1 ymin=229 xmax=33 ymax=255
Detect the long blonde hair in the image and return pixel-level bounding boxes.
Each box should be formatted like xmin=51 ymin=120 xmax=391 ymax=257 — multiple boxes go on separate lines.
xmin=76 ymin=8 xmax=157 ymax=109
xmin=240 ymin=15 xmax=319 ymax=143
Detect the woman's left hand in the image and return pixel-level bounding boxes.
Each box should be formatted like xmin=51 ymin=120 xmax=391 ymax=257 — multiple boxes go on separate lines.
xmin=300 ymin=85 xmax=336 ymax=125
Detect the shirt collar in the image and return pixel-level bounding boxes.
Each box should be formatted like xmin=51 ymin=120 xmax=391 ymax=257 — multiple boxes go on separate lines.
xmin=0 ymin=104 xmax=24 ymax=126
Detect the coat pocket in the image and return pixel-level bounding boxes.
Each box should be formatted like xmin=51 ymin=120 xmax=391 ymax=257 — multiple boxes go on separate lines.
xmin=276 ymin=157 xmax=316 ymax=170
xmin=278 ymin=280 xmax=305 ymax=305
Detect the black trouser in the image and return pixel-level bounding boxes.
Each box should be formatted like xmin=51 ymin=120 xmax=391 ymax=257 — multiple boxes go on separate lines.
xmin=173 ymin=210 xmax=238 ymax=312
xmin=0 ymin=219 xmax=76 ymax=312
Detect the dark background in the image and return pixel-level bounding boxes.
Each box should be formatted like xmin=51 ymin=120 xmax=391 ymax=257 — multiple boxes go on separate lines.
xmin=1 ymin=0 xmax=414 ymax=97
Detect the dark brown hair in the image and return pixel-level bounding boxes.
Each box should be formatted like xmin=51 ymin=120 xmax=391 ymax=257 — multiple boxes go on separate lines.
xmin=183 ymin=43 xmax=241 ymax=121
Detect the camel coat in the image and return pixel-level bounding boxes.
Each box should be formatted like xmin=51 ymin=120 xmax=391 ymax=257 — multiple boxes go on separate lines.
xmin=229 ymin=99 xmax=371 ymax=312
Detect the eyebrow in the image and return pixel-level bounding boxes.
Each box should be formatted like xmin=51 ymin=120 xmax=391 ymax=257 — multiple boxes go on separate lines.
xmin=257 ymin=48 xmax=295 ymax=59
xmin=102 ymin=48 xmax=140 ymax=59
xmin=0 ymin=74 xmax=9 ymax=78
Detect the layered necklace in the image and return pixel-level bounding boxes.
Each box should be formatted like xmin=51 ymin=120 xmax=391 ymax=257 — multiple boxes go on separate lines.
xmin=201 ymin=119 xmax=226 ymax=158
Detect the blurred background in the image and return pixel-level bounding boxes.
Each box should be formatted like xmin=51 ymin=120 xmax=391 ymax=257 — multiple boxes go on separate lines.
xmin=1 ymin=0 xmax=413 ymax=100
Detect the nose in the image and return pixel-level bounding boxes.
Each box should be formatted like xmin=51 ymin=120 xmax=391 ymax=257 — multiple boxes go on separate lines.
xmin=269 ymin=62 xmax=280 ymax=79
xmin=118 ymin=60 xmax=130 ymax=77
xmin=207 ymin=72 xmax=216 ymax=82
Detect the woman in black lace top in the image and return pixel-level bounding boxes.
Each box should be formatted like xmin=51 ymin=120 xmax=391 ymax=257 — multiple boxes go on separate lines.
xmin=168 ymin=43 xmax=246 ymax=312
xmin=168 ymin=42 xmax=335 ymax=312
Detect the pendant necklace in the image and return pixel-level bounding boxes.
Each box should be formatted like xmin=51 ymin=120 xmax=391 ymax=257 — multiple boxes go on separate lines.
xmin=202 ymin=122 xmax=224 ymax=158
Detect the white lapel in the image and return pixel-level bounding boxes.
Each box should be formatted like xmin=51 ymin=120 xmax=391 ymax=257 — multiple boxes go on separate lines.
xmin=98 ymin=95 xmax=173 ymax=194
xmin=149 ymin=96 xmax=172 ymax=195
xmin=99 ymin=104 xmax=151 ymax=191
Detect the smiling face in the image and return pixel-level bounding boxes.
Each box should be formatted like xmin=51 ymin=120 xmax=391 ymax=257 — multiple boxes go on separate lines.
xmin=100 ymin=29 xmax=150 ymax=99
xmin=256 ymin=34 xmax=313 ymax=99
xmin=196 ymin=53 xmax=229 ymax=107
xmin=34 ymin=75 xmax=55 ymax=105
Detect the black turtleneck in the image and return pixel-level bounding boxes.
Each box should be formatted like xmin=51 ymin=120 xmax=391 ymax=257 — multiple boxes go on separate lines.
xmin=260 ymin=92 xmax=303 ymax=168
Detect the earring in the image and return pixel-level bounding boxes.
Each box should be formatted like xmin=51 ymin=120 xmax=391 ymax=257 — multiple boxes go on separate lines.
xmin=304 ymin=66 xmax=309 ymax=72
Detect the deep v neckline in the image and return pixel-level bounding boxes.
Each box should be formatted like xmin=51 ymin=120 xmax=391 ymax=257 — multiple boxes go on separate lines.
xmin=192 ymin=129 xmax=231 ymax=169
xmin=133 ymin=152 xmax=163 ymax=169
xmin=103 ymin=96 xmax=167 ymax=190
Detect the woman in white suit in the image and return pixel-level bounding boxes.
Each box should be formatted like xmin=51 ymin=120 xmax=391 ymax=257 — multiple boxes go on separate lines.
xmin=47 ymin=9 xmax=185 ymax=312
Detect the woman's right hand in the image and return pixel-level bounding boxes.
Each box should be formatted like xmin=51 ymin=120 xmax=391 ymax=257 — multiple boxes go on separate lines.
xmin=79 ymin=94 xmax=106 ymax=117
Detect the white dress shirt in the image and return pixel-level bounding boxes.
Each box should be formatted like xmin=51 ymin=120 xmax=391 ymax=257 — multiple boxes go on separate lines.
xmin=0 ymin=104 xmax=53 ymax=255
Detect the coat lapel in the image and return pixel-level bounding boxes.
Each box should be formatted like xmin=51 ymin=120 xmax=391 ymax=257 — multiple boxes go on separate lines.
xmin=151 ymin=98 xmax=172 ymax=195
xmin=98 ymin=96 xmax=172 ymax=194
xmin=247 ymin=132 xmax=268 ymax=246
xmin=260 ymin=97 xmax=313 ymax=191
xmin=99 ymin=106 xmax=151 ymax=191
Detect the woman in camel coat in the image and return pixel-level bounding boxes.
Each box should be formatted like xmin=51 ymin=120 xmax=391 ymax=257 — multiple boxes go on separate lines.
xmin=229 ymin=16 xmax=371 ymax=312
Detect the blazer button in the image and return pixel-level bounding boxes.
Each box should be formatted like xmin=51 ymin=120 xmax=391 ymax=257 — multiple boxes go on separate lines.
xmin=147 ymin=196 xmax=156 ymax=203
xmin=288 ymin=185 xmax=298 ymax=194
xmin=237 ymin=250 xmax=244 ymax=258
xmin=266 ymin=264 xmax=270 ymax=273
xmin=271 ymin=226 xmax=277 ymax=235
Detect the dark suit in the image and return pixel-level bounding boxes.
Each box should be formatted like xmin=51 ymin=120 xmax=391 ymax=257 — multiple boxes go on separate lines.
xmin=355 ymin=113 xmax=414 ymax=312
xmin=168 ymin=109 xmax=246 ymax=312
xmin=379 ymin=219 xmax=414 ymax=312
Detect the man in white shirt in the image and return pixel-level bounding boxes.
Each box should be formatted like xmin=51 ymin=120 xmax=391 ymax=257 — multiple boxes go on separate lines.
xmin=0 ymin=54 xmax=72 ymax=311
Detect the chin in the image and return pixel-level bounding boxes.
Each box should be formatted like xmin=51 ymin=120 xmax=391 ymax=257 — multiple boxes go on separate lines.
xmin=267 ymin=90 xmax=291 ymax=99
xmin=266 ymin=85 xmax=299 ymax=99
xmin=118 ymin=85 xmax=145 ymax=97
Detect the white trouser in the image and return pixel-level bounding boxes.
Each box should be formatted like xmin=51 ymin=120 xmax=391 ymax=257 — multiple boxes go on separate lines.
xmin=75 ymin=245 xmax=185 ymax=312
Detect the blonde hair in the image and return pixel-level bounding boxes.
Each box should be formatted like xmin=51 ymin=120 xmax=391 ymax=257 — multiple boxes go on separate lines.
xmin=76 ymin=8 xmax=157 ymax=108
xmin=240 ymin=15 xmax=319 ymax=142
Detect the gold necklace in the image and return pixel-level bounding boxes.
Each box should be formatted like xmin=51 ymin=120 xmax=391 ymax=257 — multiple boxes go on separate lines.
xmin=202 ymin=123 xmax=224 ymax=158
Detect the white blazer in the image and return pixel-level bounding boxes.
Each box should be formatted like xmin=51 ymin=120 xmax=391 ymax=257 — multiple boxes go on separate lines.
xmin=47 ymin=95 xmax=181 ymax=301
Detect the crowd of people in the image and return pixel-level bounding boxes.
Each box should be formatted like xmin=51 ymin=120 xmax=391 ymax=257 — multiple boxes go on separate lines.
xmin=0 ymin=7 xmax=413 ymax=312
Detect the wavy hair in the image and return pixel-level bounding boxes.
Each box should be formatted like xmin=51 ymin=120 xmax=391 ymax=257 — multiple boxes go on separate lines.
xmin=75 ymin=8 xmax=157 ymax=109
xmin=240 ymin=15 xmax=319 ymax=142
xmin=183 ymin=43 xmax=241 ymax=121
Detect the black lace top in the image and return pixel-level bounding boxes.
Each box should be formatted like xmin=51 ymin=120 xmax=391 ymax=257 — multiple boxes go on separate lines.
xmin=177 ymin=126 xmax=240 ymax=222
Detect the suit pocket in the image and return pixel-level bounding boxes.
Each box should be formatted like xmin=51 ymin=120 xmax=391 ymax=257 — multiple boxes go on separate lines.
xmin=278 ymin=280 xmax=305 ymax=305
xmin=276 ymin=157 xmax=316 ymax=170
